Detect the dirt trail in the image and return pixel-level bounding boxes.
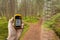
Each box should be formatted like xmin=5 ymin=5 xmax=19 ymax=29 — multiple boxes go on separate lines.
xmin=21 ymin=19 xmax=42 ymax=40
xmin=21 ymin=18 xmax=60 ymax=40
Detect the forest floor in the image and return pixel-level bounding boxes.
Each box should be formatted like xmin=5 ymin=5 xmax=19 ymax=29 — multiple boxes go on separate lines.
xmin=21 ymin=19 xmax=42 ymax=40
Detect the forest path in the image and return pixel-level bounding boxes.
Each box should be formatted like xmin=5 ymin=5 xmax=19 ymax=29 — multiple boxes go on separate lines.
xmin=21 ymin=19 xmax=42 ymax=40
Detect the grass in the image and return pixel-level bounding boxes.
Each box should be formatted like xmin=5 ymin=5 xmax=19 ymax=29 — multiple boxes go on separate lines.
xmin=0 ymin=17 xmax=8 ymax=40
xmin=23 ymin=16 xmax=39 ymax=23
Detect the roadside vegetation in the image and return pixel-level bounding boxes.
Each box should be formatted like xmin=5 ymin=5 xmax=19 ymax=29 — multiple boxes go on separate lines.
xmin=43 ymin=13 xmax=60 ymax=38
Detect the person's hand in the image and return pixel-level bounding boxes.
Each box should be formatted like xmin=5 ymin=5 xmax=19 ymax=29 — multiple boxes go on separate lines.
xmin=7 ymin=17 xmax=24 ymax=40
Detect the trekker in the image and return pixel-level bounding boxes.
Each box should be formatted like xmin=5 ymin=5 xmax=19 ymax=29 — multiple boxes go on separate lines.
xmin=7 ymin=17 xmax=24 ymax=40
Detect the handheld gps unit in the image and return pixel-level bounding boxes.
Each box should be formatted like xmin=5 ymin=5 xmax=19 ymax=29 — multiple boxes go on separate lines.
xmin=14 ymin=14 xmax=22 ymax=29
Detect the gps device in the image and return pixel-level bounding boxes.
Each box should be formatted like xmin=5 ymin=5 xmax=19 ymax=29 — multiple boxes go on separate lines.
xmin=14 ymin=14 xmax=22 ymax=29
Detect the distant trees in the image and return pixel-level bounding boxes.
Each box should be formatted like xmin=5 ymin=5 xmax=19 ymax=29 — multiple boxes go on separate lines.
xmin=0 ymin=0 xmax=16 ymax=20
xmin=0 ymin=0 xmax=43 ymax=18
xmin=0 ymin=0 xmax=60 ymax=19
xmin=42 ymin=0 xmax=60 ymax=21
xmin=19 ymin=0 xmax=43 ymax=17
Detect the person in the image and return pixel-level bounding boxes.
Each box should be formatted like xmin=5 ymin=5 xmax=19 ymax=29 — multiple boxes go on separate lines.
xmin=7 ymin=17 xmax=24 ymax=40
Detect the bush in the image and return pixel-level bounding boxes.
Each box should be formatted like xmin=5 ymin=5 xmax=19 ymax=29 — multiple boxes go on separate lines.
xmin=23 ymin=16 xmax=39 ymax=23
xmin=43 ymin=13 xmax=60 ymax=38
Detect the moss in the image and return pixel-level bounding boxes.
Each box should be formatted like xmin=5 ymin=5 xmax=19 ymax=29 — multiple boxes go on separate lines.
xmin=0 ymin=22 xmax=8 ymax=40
